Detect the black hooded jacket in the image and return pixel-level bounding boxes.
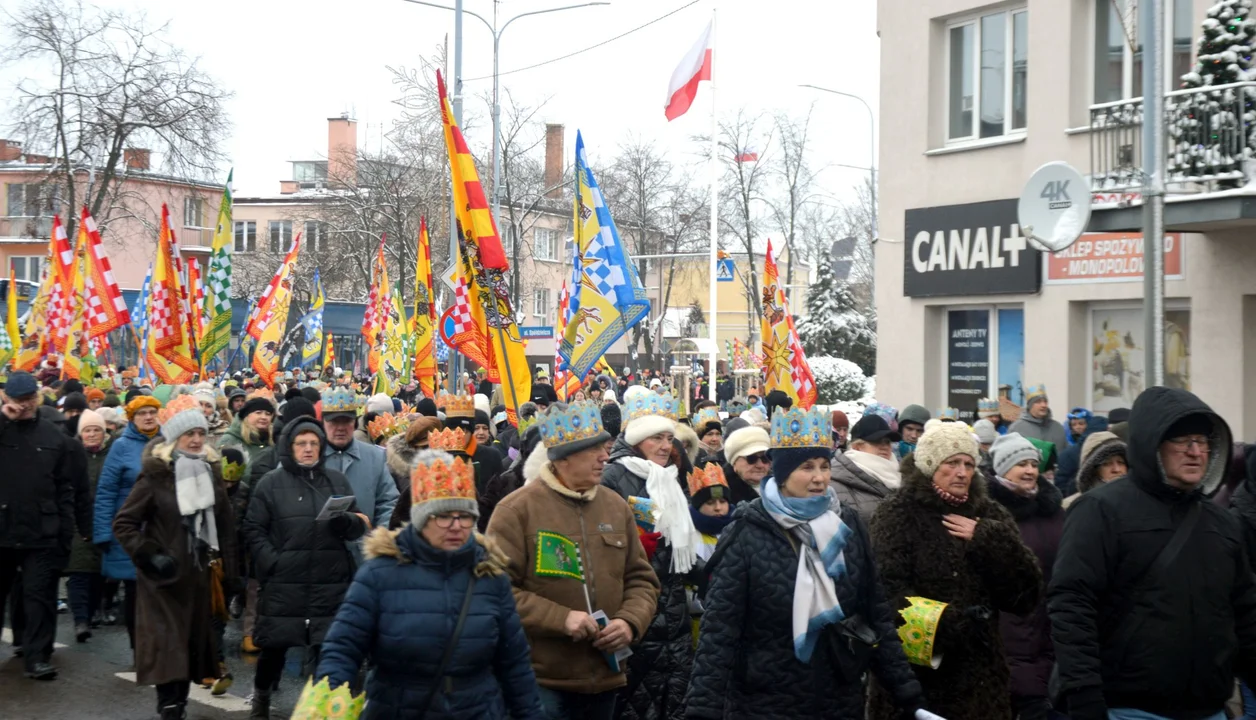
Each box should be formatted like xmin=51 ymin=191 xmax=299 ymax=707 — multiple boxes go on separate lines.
xmin=601 ymin=436 xmax=647 ymax=500
xmin=243 ymin=418 xmax=366 ymax=649
xmin=1048 ymin=387 xmax=1256 ymax=719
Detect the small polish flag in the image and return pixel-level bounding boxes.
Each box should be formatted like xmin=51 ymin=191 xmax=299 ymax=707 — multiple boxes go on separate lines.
xmin=664 ymin=20 xmax=713 ymax=121
xmin=734 ymin=148 xmax=759 ymax=163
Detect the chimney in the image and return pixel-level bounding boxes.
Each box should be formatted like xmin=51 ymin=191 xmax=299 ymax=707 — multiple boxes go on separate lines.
xmin=544 ymin=123 xmax=564 ymax=199
xmin=327 ymin=114 xmax=358 ymax=187
xmin=124 ymin=148 xmax=150 ymax=171
xmin=0 ymin=140 xmax=22 ymax=162
xmin=279 ymin=180 xmax=299 ymax=195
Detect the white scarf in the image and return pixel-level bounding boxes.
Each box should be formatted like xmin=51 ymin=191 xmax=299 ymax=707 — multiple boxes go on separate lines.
xmin=845 ymin=450 xmax=903 ymax=490
xmin=761 ymin=479 xmax=852 ymax=662
xmin=618 ymin=456 xmax=701 ymax=574
xmin=173 ymin=453 xmax=219 ymax=552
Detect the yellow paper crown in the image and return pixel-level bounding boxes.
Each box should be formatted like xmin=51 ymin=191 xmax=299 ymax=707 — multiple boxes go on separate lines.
xmin=440 ymin=392 xmax=475 ymax=418
xmin=897 ymin=596 xmax=948 ymax=668
xmin=157 ymin=394 xmax=201 ymax=426
xmin=410 ymin=449 xmax=477 ymax=504
xmin=687 ymin=462 xmax=729 ymax=497
xmin=290 ymin=676 xmax=365 ymax=720
xmin=247 ymin=388 xmax=275 ymax=404
xmin=220 ymin=457 xmax=245 ymax=483
xmin=367 ymin=413 xmax=409 ymax=442
xmin=428 ymin=426 xmax=470 ymax=452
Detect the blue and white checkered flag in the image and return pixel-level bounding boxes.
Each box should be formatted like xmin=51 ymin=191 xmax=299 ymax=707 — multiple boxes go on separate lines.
xmin=131 ymin=263 xmax=153 ymax=335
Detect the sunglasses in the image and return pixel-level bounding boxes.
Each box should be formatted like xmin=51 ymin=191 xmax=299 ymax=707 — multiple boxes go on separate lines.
xmin=742 ymin=453 xmax=770 ymax=465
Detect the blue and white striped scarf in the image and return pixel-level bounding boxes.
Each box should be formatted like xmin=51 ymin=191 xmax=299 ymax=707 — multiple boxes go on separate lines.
xmin=761 ymin=478 xmax=852 ymax=662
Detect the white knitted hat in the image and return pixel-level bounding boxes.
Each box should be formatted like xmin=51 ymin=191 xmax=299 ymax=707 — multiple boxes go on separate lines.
xmin=914 ymin=422 xmax=980 ymax=477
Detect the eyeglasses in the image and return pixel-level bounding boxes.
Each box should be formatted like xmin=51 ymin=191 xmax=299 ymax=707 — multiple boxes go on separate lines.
xmin=742 ymin=453 xmax=770 ymax=465
xmin=431 ymin=513 xmax=476 ymax=529
xmin=1166 ymin=435 xmax=1210 ymax=452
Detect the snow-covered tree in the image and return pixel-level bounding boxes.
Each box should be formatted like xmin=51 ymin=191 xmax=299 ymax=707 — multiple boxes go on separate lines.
xmin=1168 ymin=0 xmax=1256 ymax=186
xmin=809 ymin=356 xmax=868 ymax=404
xmin=796 ymin=248 xmax=876 ymax=375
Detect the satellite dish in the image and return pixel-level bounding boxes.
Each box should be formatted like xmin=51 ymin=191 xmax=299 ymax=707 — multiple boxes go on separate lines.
xmin=1017 ymin=161 xmax=1091 ymax=252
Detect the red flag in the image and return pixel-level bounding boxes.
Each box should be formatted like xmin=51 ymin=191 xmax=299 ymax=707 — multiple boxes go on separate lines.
xmin=79 ymin=207 xmax=130 ymax=339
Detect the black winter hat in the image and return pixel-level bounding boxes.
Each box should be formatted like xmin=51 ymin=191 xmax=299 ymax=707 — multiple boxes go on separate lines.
xmin=1107 ymin=407 xmax=1131 ymax=425
xmin=474 ymin=410 xmax=492 ymax=429
xmin=237 ymin=396 xmax=276 ymax=420
xmin=103 ymin=392 xmax=121 ymax=408
xmin=61 ymin=392 xmax=88 ymax=412
xmin=283 ymin=387 xmax=303 ymax=402
xmin=765 ymin=390 xmax=792 ymax=418
xmin=280 ymin=397 xmax=317 ymax=425
xmin=300 ymin=386 xmax=322 ymax=404
xmin=600 ymin=402 xmax=623 ymax=439
xmin=60 ymin=379 xmax=84 ymax=396
xmin=416 ymin=397 xmax=438 ymax=418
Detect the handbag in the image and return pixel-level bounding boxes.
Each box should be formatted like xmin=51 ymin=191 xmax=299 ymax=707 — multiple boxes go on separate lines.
xmin=826 ymin=614 xmax=879 ymax=683
xmin=418 ymin=573 xmax=479 ymax=719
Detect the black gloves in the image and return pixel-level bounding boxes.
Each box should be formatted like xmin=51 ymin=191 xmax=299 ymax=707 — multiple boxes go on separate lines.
xmin=145 ymin=553 xmax=178 ymax=580
xmin=328 ymin=511 xmax=366 ymax=541
xmin=1062 ymin=686 xmax=1107 ymax=720
xmin=963 ymin=605 xmax=993 ymax=623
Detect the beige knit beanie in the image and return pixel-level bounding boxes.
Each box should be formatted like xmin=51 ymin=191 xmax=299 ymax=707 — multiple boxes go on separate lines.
xmin=914 ymin=422 xmax=980 ymax=477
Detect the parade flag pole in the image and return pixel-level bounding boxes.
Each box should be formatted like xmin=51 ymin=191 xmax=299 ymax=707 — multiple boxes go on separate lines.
xmin=707 ymin=8 xmax=719 ymax=399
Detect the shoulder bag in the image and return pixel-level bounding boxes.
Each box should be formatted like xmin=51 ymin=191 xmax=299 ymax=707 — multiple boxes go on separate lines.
xmin=419 ymin=573 xmax=478 ymax=719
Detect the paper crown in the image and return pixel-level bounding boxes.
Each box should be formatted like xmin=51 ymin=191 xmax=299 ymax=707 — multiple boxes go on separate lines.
xmin=977 ymin=398 xmax=1000 ymax=415
xmin=1025 ymin=383 xmax=1048 ymax=403
xmin=687 ymin=462 xmax=729 ymax=497
xmin=440 ymin=392 xmax=475 ymax=418
xmin=410 ymin=449 xmax=476 ymax=504
xmin=157 ymin=394 xmax=200 ymax=426
xmin=367 ymin=413 xmax=409 ymax=442
xmin=897 ymin=596 xmax=948 ymax=668
xmin=693 ymin=407 xmax=721 ymax=430
xmin=323 ymin=387 xmax=364 ymax=414
xmin=770 ymin=407 xmax=830 ymax=449
xmin=290 ymin=676 xmax=365 ymax=720
xmin=247 ymin=388 xmax=275 ymax=404
xmin=623 ymin=390 xmax=680 ymax=425
xmin=428 ymin=426 xmax=470 ymax=452
xmin=220 ymin=456 xmax=245 ymax=483
xmin=937 ymin=407 xmax=960 ymax=421
xmin=629 ymin=496 xmax=655 ymax=533
xmin=538 ymin=401 xmax=607 ymax=450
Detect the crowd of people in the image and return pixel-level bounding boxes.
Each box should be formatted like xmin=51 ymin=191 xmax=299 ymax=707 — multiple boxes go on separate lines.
xmin=3 ymin=362 xmax=1256 ymax=720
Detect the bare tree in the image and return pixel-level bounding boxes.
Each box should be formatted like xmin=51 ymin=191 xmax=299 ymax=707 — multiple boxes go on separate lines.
xmin=767 ymin=106 xmax=823 ymax=285
xmin=714 ymin=110 xmax=774 ymax=338
xmin=2 ymin=0 xmax=230 ymax=241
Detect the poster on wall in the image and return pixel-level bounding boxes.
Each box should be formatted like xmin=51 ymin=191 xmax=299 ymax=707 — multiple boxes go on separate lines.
xmin=948 ymin=309 xmax=990 ymax=423
xmin=1090 ymin=306 xmax=1191 ymax=412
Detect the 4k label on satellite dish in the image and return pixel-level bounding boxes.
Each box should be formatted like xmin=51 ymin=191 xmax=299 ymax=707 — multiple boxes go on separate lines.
xmin=1018 ymin=162 xmax=1091 ymax=253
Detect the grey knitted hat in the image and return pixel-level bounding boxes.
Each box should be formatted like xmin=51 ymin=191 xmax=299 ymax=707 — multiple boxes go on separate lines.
xmin=161 ymin=408 xmax=209 ymax=443
xmin=991 ymin=432 xmax=1040 ymax=478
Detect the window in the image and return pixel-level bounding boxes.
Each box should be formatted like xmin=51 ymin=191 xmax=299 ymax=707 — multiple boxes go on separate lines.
xmin=233 ymin=221 xmax=257 ymax=252
xmin=304 ymin=221 xmax=327 ymax=252
xmin=533 ymin=227 xmax=557 ymax=261
xmin=1094 ymin=0 xmax=1193 ymax=103
xmin=941 ymin=305 xmax=1024 ymax=422
xmin=183 ymin=197 xmax=205 ymax=228
xmin=9 ymin=256 xmax=43 ymax=283
xmin=502 ymin=225 xmax=515 ymax=257
xmin=947 ymin=8 xmax=1028 ymax=141
xmin=533 ymin=288 xmax=551 ymax=319
xmin=269 ymin=220 xmax=293 ymax=253
xmin=5 ymin=183 xmax=55 ymax=217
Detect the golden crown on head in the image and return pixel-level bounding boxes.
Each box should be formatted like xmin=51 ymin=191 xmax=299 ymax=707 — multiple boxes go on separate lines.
xmin=410 ymin=449 xmax=476 ymax=504
xmin=428 ymin=426 xmax=470 ymax=452
xmin=623 ymin=390 xmax=680 ymax=425
xmin=687 ymin=462 xmax=729 ymax=497
xmin=440 ymin=392 xmax=475 ymax=418
xmin=367 ymin=413 xmax=410 ymax=442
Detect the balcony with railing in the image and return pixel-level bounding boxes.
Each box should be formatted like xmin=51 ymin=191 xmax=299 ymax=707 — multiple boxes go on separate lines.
xmin=0 ymin=215 xmax=53 ymax=240
xmin=1088 ymin=81 xmax=1256 ymax=232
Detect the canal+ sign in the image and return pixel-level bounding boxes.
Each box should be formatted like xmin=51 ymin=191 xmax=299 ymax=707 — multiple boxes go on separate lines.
xmin=903 ymin=199 xmax=1042 ymax=298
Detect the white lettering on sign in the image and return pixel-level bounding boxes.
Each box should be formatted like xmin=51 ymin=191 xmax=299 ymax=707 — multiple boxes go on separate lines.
xmin=911 ymin=225 xmax=1026 ymax=274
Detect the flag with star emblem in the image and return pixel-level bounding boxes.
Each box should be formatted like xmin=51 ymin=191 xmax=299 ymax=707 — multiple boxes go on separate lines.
xmin=760 ymin=239 xmax=816 ymax=408
xmin=560 ymin=131 xmax=650 ymax=380
xmin=411 ymin=217 xmax=437 ymax=397
xmin=202 ymin=170 xmax=234 ymax=363
xmin=250 ymin=235 xmax=302 ymax=388
xmin=373 ymin=280 xmax=408 ymax=396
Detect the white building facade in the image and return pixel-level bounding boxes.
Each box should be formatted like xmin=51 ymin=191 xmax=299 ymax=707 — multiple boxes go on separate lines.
xmin=875 ymin=0 xmax=1256 ymax=437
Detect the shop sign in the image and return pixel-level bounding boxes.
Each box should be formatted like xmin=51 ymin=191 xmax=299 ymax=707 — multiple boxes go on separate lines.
xmin=904 ymin=199 xmax=1042 ymax=297
xmin=1045 ymin=232 xmax=1184 ymax=284
xmin=947 ymin=309 xmax=991 ymax=423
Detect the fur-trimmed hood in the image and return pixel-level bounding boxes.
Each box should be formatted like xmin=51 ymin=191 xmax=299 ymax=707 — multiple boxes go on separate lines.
xmin=899 ymin=452 xmax=990 ymax=518
xmin=1077 ymin=434 xmax=1127 ymax=495
xmin=362 ymin=525 xmax=508 ymax=577
xmin=673 ymin=422 xmax=701 ymax=465
xmin=385 ymin=434 xmax=420 ymax=482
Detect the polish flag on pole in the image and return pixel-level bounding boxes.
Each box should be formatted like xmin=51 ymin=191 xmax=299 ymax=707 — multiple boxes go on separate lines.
xmin=664 ymin=20 xmax=714 ymax=121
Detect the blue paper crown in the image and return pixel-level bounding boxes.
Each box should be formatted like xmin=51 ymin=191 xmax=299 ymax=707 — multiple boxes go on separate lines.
xmin=623 ymin=391 xmax=679 ymax=425
xmin=693 ymin=407 xmax=721 ymax=429
xmin=977 ymin=398 xmax=999 ymax=414
xmin=538 ymin=402 xmax=607 ymax=450
xmin=937 ymin=407 xmax=960 ymax=421
xmin=770 ymin=407 xmax=829 ymax=449
xmin=1025 ymin=384 xmax=1048 ymax=402
xmin=323 ymin=387 xmax=364 ymax=414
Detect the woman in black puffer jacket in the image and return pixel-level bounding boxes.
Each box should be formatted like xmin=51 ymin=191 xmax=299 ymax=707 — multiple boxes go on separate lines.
xmin=242 ymin=417 xmax=367 ymax=718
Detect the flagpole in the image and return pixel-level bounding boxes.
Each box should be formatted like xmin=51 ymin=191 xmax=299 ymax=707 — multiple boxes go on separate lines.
xmin=706 ymin=7 xmax=719 ymax=401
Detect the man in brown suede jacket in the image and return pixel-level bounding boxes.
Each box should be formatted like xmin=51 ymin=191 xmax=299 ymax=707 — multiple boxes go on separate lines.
xmin=487 ymin=402 xmax=659 ymax=720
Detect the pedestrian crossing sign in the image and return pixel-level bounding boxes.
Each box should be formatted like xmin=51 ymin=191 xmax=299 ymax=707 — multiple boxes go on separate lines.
xmin=716 ymin=258 xmax=734 ymax=282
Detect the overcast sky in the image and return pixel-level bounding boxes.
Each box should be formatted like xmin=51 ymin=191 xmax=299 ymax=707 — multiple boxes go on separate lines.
xmin=17 ymin=0 xmax=880 ymax=205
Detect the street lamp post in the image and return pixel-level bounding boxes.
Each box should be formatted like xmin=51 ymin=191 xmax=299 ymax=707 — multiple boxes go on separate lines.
xmin=401 ymin=0 xmax=608 ymax=234
xmin=798 ymin=84 xmax=877 ymax=241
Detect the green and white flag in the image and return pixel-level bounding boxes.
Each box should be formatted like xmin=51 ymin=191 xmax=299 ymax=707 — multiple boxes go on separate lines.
xmin=202 ymin=169 xmax=234 ymax=362
xmin=534 ymin=531 xmax=584 ymax=581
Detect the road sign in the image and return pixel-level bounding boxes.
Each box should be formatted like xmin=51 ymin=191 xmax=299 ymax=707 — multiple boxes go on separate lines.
xmin=1018 ymin=161 xmax=1091 ymax=252
xmin=716 ymin=257 xmax=735 ymax=282
xmin=519 ymin=326 xmax=554 ymax=339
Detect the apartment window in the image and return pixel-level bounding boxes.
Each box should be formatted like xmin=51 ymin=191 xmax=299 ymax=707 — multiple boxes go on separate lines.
xmin=304 ymin=221 xmax=327 ymax=252
xmin=269 ymin=220 xmax=293 ymax=253
xmin=502 ymin=225 xmax=515 ymax=257
xmin=233 ymin=221 xmax=257 ymax=252
xmin=947 ymin=8 xmax=1028 ymax=141
xmin=1094 ymin=0 xmax=1193 ymax=103
xmin=533 ymin=288 xmax=551 ymax=319
xmin=5 ymin=183 xmax=55 ymax=217
xmin=183 ymin=197 xmax=205 ymax=228
xmin=9 ymin=256 xmax=43 ymax=284
xmin=533 ymin=227 xmax=557 ymax=261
